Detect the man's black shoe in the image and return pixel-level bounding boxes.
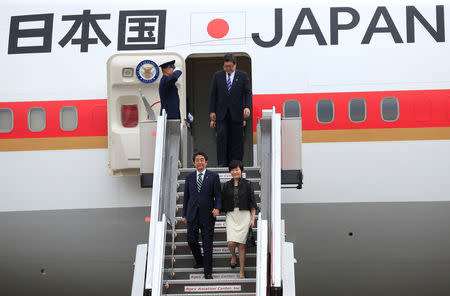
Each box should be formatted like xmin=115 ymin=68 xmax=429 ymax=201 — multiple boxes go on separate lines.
xmin=204 ymin=274 xmax=213 ymax=279
xmin=193 ymin=263 xmax=203 ymax=269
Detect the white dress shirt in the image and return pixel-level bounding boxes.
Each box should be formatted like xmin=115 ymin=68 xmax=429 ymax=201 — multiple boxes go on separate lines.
xmin=196 ymin=169 xmax=206 ymax=182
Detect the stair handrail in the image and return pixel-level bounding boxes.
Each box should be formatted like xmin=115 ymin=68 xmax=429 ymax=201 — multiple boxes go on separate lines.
xmin=281 ymin=220 xmax=296 ymax=295
xmin=270 ymin=107 xmax=282 ymax=288
xmin=257 ymin=107 xmax=283 ymax=293
xmin=256 ymin=212 xmax=268 ymax=296
xmin=151 ymin=214 xmax=167 ymax=296
xmin=162 ymin=120 xmax=181 ymax=282
xmin=145 ymin=110 xmax=167 ymax=290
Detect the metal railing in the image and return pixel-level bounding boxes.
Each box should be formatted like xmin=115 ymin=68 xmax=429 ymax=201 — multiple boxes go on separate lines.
xmin=256 ymin=108 xmax=285 ymax=295
xmin=131 ymin=244 xmax=147 ymax=296
xmin=270 ymin=108 xmax=282 ymax=289
xmin=256 ymin=213 xmax=268 ymax=295
xmin=281 ymin=220 xmax=296 ymax=295
xmin=143 ymin=110 xmax=180 ymax=294
xmin=145 ymin=111 xmax=167 ymax=290
xmin=150 ymin=214 xmax=167 ymax=295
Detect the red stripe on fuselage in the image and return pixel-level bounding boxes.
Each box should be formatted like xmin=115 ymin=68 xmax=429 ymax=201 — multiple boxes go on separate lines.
xmin=252 ymin=89 xmax=450 ymax=132
xmin=1 ymin=89 xmax=450 ymax=140
xmin=0 ymin=99 xmax=107 ymax=139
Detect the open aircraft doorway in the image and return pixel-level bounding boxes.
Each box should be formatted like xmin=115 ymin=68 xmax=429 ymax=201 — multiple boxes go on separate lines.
xmin=185 ymin=53 xmax=253 ymax=167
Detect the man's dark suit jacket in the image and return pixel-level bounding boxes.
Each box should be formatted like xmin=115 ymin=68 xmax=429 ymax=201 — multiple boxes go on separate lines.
xmin=209 ymin=69 xmax=252 ymax=122
xmin=159 ymin=70 xmax=182 ymax=119
xmin=182 ymin=169 xmax=222 ymax=223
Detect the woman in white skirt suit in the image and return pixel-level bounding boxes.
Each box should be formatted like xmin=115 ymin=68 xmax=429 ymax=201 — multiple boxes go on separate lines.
xmin=221 ymin=160 xmax=256 ymax=278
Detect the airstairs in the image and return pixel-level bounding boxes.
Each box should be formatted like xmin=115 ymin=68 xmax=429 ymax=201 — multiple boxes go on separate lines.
xmin=161 ymin=166 xmax=261 ymax=295
xmin=130 ymin=108 xmax=300 ymax=296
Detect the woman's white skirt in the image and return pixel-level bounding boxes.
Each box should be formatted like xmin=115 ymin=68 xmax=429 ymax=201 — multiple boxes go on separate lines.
xmin=226 ymin=207 xmax=251 ymax=244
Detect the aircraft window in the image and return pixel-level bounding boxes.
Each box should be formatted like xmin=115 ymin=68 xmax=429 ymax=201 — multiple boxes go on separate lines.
xmin=283 ymin=100 xmax=301 ymax=118
xmin=0 ymin=108 xmax=13 ymax=133
xmin=317 ymin=99 xmax=334 ymax=123
xmin=381 ymin=97 xmax=399 ymax=122
xmin=121 ymin=105 xmax=138 ymax=128
xmin=60 ymin=107 xmax=78 ymax=131
xmin=349 ymin=98 xmax=366 ymax=122
xmin=28 ymin=107 xmax=46 ymax=132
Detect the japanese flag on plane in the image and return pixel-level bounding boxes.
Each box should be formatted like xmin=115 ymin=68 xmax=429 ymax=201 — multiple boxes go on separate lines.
xmin=190 ymin=12 xmax=246 ymax=46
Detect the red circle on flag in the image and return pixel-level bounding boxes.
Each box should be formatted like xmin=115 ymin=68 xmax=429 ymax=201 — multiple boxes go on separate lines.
xmin=207 ymin=18 xmax=229 ymax=39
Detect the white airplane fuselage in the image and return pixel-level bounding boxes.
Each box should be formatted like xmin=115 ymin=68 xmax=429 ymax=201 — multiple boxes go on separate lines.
xmin=1 ymin=0 xmax=450 ymax=295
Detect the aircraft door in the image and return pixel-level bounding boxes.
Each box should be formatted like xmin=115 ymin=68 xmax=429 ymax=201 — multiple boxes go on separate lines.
xmin=107 ymin=53 xmax=186 ymax=176
xmin=185 ymin=54 xmax=253 ymax=167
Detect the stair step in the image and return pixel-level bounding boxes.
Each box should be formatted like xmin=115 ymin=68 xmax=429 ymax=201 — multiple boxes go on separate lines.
xmin=175 ymin=215 xmax=259 ymax=222
xmin=178 ymin=167 xmax=261 ymax=179
xmin=169 ymin=228 xmax=257 ymax=234
xmin=163 ymin=293 xmax=255 ymax=296
xmin=177 ymin=178 xmax=260 ymax=185
xmin=176 ymin=203 xmax=260 ymax=209
xmin=177 ymin=178 xmax=261 ymax=192
xmin=164 ymin=269 xmax=257 ymax=280
xmin=168 ymin=241 xmax=230 ymax=246
xmin=165 ymin=241 xmax=256 ymax=255
xmin=166 ymin=243 xmax=256 ymax=255
xmin=167 ymin=227 xmax=257 ymax=242
xmin=179 ymin=167 xmax=260 ymax=173
xmin=164 ymin=267 xmax=256 ymax=273
xmin=165 ymin=254 xmax=256 ymax=268
xmin=163 ymin=279 xmax=256 ymax=294
xmin=166 ymin=254 xmax=256 ymax=260
xmin=166 ymin=246 xmax=256 ymax=256
xmin=174 ymin=219 xmax=258 ymax=230
xmin=176 ymin=191 xmax=262 ymax=205
xmin=164 ymin=278 xmax=256 ymax=284
xmin=162 ymin=293 xmax=256 ymax=296
xmin=171 ymin=211 xmax=260 ymax=223
xmin=176 ymin=215 xmax=227 ymax=221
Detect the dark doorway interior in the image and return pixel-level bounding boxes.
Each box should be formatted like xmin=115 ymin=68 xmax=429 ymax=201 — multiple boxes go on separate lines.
xmin=186 ymin=53 xmax=253 ymax=167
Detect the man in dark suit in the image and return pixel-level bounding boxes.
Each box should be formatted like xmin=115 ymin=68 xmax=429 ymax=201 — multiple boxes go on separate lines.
xmin=159 ymin=60 xmax=182 ymax=119
xmin=209 ymin=53 xmax=252 ymax=166
xmin=182 ymin=152 xmax=222 ymax=279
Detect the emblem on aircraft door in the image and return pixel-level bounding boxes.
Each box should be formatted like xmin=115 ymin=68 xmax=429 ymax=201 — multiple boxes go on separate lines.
xmin=136 ymin=60 xmax=159 ymax=83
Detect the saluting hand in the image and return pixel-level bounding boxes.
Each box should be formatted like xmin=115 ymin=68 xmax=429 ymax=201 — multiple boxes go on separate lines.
xmin=243 ymin=108 xmax=250 ymax=119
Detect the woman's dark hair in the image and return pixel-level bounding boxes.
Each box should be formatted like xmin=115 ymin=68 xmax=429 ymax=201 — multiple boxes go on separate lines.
xmin=192 ymin=151 xmax=208 ymax=162
xmin=228 ymin=160 xmax=244 ymax=172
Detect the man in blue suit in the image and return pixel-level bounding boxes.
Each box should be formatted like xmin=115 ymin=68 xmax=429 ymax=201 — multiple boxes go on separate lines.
xmin=159 ymin=60 xmax=182 ymax=119
xmin=209 ymin=53 xmax=252 ymax=166
xmin=182 ymin=152 xmax=222 ymax=279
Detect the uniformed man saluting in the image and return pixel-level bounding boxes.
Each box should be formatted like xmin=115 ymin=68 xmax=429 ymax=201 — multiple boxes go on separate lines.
xmin=159 ymin=60 xmax=182 ymax=119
